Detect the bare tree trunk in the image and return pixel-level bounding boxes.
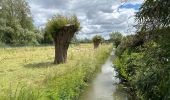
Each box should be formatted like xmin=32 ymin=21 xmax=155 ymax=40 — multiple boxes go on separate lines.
xmin=52 ymin=24 xmax=77 ymax=64
xmin=54 ymin=41 xmax=65 ymax=64
xmin=54 ymin=43 xmax=69 ymax=64
xmin=93 ymin=41 xmax=100 ymax=49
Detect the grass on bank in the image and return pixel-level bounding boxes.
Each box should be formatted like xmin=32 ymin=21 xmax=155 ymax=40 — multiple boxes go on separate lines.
xmin=0 ymin=44 xmax=112 ymax=100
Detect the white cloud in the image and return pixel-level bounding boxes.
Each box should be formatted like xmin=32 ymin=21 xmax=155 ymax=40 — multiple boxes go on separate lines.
xmin=28 ymin=0 xmax=144 ymax=39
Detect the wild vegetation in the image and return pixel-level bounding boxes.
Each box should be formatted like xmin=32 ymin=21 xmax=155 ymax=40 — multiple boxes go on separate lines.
xmin=0 ymin=44 xmax=112 ymax=99
xmin=113 ymin=0 xmax=170 ymax=99
xmin=0 ymin=0 xmax=169 ymax=99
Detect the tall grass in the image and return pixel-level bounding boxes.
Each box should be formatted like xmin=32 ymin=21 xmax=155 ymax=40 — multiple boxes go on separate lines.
xmin=0 ymin=44 xmax=112 ymax=100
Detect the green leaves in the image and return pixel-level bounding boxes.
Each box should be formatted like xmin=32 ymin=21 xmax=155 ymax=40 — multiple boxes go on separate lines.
xmin=136 ymin=0 xmax=170 ymax=31
xmin=114 ymin=0 xmax=170 ymax=99
xmin=92 ymin=35 xmax=103 ymax=42
xmin=109 ymin=32 xmax=123 ymax=48
xmin=45 ymin=14 xmax=80 ymax=35
xmin=114 ymin=28 xmax=170 ymax=99
xmin=0 ymin=0 xmax=37 ymax=46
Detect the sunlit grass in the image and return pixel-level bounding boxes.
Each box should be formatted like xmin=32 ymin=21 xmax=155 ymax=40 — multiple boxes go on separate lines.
xmin=0 ymin=44 xmax=112 ymax=99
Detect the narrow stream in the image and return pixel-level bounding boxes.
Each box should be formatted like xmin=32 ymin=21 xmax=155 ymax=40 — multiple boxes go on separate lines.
xmin=80 ymin=51 xmax=128 ymax=100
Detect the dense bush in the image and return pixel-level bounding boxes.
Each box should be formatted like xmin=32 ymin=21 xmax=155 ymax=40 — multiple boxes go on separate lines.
xmin=135 ymin=28 xmax=170 ymax=99
xmin=0 ymin=26 xmax=15 ymax=44
xmin=114 ymin=27 xmax=170 ymax=99
xmin=0 ymin=27 xmax=42 ymax=46
xmin=13 ymin=29 xmax=42 ymax=45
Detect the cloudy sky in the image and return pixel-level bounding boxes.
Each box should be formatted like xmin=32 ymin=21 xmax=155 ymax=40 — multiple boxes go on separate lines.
xmin=28 ymin=0 xmax=143 ymax=39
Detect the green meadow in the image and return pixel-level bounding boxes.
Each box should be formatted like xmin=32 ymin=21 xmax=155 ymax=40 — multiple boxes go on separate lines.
xmin=0 ymin=44 xmax=112 ymax=100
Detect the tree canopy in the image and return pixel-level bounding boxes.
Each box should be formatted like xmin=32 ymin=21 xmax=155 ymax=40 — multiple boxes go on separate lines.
xmin=109 ymin=32 xmax=123 ymax=48
xmin=45 ymin=15 xmax=80 ymax=35
xmin=136 ymin=0 xmax=170 ymax=31
xmin=0 ymin=0 xmax=40 ymax=45
xmin=92 ymin=35 xmax=103 ymax=42
xmin=92 ymin=35 xmax=103 ymax=49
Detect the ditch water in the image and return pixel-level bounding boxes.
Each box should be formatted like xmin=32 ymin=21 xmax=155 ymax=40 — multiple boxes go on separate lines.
xmin=80 ymin=51 xmax=128 ymax=100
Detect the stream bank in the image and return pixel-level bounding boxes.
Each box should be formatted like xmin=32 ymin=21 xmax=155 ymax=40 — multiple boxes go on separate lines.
xmin=80 ymin=51 xmax=129 ymax=100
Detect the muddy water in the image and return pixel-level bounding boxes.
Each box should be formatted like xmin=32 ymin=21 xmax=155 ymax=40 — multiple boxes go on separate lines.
xmin=80 ymin=51 xmax=128 ymax=100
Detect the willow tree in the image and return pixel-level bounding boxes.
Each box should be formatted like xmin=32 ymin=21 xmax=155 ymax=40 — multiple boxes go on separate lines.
xmin=109 ymin=32 xmax=123 ymax=48
xmin=92 ymin=35 xmax=103 ymax=49
xmin=46 ymin=15 xmax=80 ymax=64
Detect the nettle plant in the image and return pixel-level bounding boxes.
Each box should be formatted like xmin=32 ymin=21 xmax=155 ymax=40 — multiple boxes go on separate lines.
xmin=46 ymin=14 xmax=80 ymax=64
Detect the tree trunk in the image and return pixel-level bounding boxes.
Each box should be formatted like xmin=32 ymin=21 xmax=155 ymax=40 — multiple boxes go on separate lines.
xmin=93 ymin=41 xmax=100 ymax=49
xmin=54 ymin=36 xmax=69 ymax=64
xmin=54 ymin=42 xmax=65 ymax=64
xmin=52 ymin=24 xmax=77 ymax=64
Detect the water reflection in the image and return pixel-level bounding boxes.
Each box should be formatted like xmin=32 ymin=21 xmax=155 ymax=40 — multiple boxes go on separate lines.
xmin=80 ymin=51 xmax=128 ymax=100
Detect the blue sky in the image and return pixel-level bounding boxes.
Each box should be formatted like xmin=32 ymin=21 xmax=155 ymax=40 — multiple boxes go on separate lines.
xmin=28 ymin=0 xmax=143 ymax=39
xmin=121 ymin=3 xmax=141 ymax=10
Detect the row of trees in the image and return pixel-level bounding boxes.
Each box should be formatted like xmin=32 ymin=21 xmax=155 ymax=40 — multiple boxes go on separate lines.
xmin=44 ymin=14 xmax=123 ymax=64
xmin=114 ymin=0 xmax=170 ymax=99
xmin=91 ymin=32 xmax=123 ymax=49
xmin=44 ymin=14 xmax=119 ymax=64
xmin=0 ymin=0 xmax=121 ymax=47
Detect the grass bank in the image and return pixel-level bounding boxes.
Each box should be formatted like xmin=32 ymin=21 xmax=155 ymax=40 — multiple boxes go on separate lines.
xmin=0 ymin=44 xmax=112 ymax=100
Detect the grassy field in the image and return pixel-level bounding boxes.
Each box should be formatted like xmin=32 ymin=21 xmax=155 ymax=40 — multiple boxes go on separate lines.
xmin=0 ymin=44 xmax=112 ymax=100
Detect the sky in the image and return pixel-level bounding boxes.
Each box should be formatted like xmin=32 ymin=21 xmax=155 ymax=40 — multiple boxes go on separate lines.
xmin=28 ymin=0 xmax=143 ymax=39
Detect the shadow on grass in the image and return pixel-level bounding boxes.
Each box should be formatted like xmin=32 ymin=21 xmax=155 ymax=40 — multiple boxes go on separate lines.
xmin=24 ymin=62 xmax=55 ymax=68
